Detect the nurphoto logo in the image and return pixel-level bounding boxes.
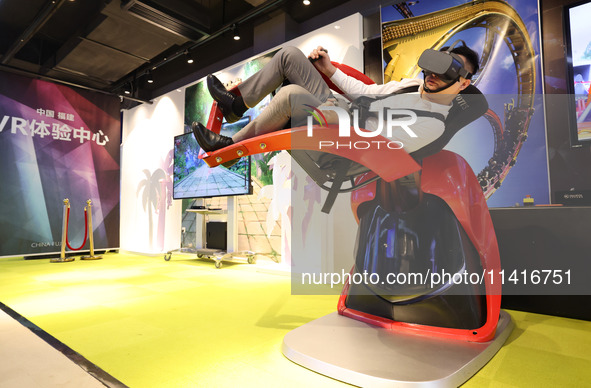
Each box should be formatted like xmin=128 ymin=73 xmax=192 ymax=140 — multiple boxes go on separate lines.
xmin=304 ymin=105 xmax=418 ymax=150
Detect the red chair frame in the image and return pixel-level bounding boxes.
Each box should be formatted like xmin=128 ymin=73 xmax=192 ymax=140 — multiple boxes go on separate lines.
xmin=199 ymin=62 xmax=502 ymax=343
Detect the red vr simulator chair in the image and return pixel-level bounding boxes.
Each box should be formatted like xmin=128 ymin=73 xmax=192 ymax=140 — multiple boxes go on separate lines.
xmin=199 ymin=62 xmax=502 ymax=344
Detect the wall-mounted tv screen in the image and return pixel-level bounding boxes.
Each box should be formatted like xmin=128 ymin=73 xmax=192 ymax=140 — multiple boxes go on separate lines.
xmin=173 ymin=118 xmax=252 ymax=199
xmin=564 ymin=0 xmax=591 ymax=144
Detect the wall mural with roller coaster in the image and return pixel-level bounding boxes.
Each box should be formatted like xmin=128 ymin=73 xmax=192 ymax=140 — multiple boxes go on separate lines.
xmin=381 ymin=0 xmax=548 ymax=208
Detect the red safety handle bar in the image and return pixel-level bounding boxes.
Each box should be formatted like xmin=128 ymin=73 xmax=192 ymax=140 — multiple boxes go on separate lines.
xmin=198 ymin=125 xmax=421 ymax=183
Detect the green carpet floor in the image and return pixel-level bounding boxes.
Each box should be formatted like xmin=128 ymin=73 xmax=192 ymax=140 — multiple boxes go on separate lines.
xmin=0 ymin=252 xmax=590 ymax=387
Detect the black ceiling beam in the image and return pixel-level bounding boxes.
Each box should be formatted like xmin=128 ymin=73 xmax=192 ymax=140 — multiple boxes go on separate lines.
xmin=0 ymin=63 xmax=152 ymax=104
xmin=79 ymin=36 xmax=152 ymax=62
xmin=0 ymin=0 xmax=67 ymax=65
xmin=121 ymin=0 xmax=211 ymax=40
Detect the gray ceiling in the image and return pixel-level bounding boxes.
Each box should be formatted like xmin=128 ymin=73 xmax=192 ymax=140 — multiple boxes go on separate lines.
xmin=0 ymin=0 xmax=356 ymax=104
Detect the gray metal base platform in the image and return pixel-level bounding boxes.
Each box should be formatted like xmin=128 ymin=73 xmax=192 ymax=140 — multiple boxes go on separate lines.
xmin=282 ymin=310 xmax=513 ymax=387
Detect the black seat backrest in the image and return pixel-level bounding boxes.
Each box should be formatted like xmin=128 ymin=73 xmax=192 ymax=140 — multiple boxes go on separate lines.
xmin=410 ymin=84 xmax=488 ymax=161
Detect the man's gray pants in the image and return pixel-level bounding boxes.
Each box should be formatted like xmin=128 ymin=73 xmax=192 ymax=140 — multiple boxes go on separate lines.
xmin=232 ymin=46 xmax=332 ymax=143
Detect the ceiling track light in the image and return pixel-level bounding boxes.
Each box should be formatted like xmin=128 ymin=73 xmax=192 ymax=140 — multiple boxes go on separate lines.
xmin=185 ymin=50 xmax=194 ymax=64
xmin=303 ymin=0 xmax=310 ymax=5
xmin=232 ymin=24 xmax=240 ymax=41
xmin=146 ymin=71 xmax=154 ymax=84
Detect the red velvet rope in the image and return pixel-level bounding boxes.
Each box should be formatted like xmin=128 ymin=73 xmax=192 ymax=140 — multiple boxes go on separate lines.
xmin=65 ymin=206 xmax=89 ymax=251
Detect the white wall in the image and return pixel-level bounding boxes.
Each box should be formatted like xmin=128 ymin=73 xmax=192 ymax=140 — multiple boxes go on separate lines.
xmin=120 ymin=91 xmax=184 ymax=254
xmin=277 ymin=14 xmax=363 ymax=275
xmin=120 ymin=13 xmax=362 ymax=264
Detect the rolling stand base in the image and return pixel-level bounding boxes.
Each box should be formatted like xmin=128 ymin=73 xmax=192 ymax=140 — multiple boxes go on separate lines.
xmin=282 ymin=310 xmax=513 ymax=387
xmin=164 ymin=248 xmax=256 ymax=269
xmin=196 ymin=248 xmax=223 ymax=256
xmin=80 ymin=255 xmax=103 ymax=260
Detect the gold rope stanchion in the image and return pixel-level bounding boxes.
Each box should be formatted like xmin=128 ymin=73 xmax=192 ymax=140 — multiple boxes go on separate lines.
xmin=50 ymin=199 xmax=75 ymax=263
xmin=80 ymin=199 xmax=102 ymax=260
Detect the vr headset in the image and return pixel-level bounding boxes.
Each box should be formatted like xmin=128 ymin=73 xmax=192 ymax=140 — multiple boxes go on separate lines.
xmin=418 ymin=40 xmax=473 ymax=83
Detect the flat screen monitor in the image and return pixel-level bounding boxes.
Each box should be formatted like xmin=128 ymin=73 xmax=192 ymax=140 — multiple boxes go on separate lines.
xmin=564 ymin=0 xmax=591 ymax=144
xmin=173 ymin=118 xmax=252 ymax=199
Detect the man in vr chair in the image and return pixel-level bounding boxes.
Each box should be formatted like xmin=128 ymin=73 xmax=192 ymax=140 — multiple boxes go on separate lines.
xmin=192 ymin=41 xmax=479 ymax=155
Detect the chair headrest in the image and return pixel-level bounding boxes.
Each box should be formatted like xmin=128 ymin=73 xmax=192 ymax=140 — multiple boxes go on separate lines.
xmin=447 ymin=84 xmax=489 ymax=131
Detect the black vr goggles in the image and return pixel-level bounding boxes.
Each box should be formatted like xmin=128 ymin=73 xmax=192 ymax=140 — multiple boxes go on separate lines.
xmin=418 ymin=40 xmax=473 ymax=91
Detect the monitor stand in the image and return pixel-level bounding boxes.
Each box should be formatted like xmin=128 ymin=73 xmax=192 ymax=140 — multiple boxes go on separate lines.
xmin=282 ymin=310 xmax=513 ymax=387
xmin=166 ymin=197 xmax=254 ymax=268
